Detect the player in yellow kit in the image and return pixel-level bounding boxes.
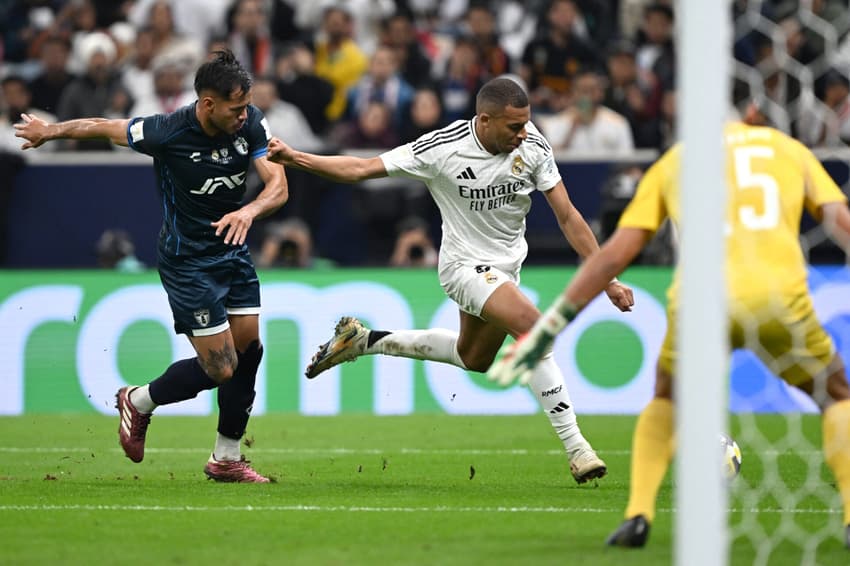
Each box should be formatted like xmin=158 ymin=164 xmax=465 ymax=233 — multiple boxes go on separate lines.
xmin=489 ymin=120 xmax=850 ymax=548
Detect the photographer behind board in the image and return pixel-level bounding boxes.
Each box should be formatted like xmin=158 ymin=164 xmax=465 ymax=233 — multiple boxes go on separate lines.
xmin=390 ymin=216 xmax=438 ymax=268
xmin=256 ymin=218 xmax=333 ymax=269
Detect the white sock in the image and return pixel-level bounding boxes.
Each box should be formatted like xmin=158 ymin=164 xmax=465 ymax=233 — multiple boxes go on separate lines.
xmin=365 ymin=329 xmax=467 ymax=368
xmin=213 ymin=433 xmax=241 ymax=461
xmin=129 ymin=385 xmax=156 ymax=414
xmin=527 ymin=354 xmax=589 ymax=458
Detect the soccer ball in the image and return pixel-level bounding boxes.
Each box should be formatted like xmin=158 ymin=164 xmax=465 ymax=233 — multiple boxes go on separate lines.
xmin=720 ymin=433 xmax=742 ymax=480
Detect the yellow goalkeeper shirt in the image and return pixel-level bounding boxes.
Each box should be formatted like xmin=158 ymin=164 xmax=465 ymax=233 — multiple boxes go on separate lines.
xmin=619 ymin=122 xmax=847 ymax=305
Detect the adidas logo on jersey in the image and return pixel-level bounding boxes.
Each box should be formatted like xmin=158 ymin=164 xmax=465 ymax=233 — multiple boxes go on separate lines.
xmin=456 ymin=166 xmax=477 ymax=180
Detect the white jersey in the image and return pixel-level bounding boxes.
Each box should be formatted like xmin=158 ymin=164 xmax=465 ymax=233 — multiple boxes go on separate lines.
xmin=380 ymin=118 xmax=562 ymax=272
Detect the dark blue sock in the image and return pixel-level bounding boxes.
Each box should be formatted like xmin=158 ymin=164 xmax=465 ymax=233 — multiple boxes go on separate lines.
xmin=217 ymin=340 xmax=263 ymax=439
xmin=149 ymin=358 xmax=218 ymax=406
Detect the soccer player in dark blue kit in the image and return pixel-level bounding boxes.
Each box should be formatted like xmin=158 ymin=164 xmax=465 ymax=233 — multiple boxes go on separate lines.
xmin=15 ymin=50 xmax=288 ymax=482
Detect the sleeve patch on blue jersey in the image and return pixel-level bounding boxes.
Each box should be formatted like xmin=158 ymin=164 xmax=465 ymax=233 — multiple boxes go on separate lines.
xmin=130 ymin=120 xmax=145 ymax=143
xmin=260 ymin=117 xmax=271 ymax=141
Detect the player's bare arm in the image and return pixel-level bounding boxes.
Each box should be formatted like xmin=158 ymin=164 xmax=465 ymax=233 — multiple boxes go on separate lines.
xmin=267 ymin=137 xmax=387 ymax=182
xmin=212 ymin=156 xmax=288 ymax=246
xmin=564 ymin=227 xmax=647 ymax=310
xmin=544 ymin=181 xmax=635 ymax=311
xmin=14 ymin=113 xmax=131 ymax=149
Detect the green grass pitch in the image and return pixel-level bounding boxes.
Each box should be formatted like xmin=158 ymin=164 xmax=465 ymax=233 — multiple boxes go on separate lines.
xmin=0 ymin=414 xmax=845 ymax=565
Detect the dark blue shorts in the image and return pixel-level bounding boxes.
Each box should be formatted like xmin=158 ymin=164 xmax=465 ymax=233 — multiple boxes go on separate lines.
xmin=158 ymin=247 xmax=260 ymax=336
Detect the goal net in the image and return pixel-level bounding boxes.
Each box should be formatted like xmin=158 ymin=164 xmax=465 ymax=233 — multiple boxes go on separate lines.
xmin=685 ymin=1 xmax=850 ymax=564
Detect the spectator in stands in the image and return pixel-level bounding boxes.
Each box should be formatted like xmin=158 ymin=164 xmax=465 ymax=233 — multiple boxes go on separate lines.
xmin=0 ymin=1 xmax=42 ymax=63
xmin=537 ymin=70 xmax=635 ymax=155
xmin=121 ymin=27 xmax=158 ymax=105
xmin=798 ymin=0 xmax=848 ymax=64
xmin=314 ymin=6 xmax=369 ymax=122
xmin=55 ymin=0 xmax=99 ymax=53
xmin=109 ymin=21 xmax=138 ymax=67
xmin=798 ymin=69 xmax=850 ymax=148
xmin=777 ymin=15 xmax=820 ymax=66
xmin=29 ymin=35 xmax=74 ymax=115
xmin=401 ymin=87 xmax=445 ymax=143
xmin=251 ymin=77 xmax=325 ymax=153
xmin=438 ymin=36 xmax=482 ymax=122
xmin=389 ymin=216 xmax=438 ymax=268
xmin=206 ymin=36 xmax=231 ymax=59
xmin=95 ymin=229 xmax=146 ymax=273
xmin=268 ymin=0 xmax=300 ymax=45
xmin=603 ymin=38 xmax=662 ymax=149
xmin=0 ymin=76 xmax=57 ymax=152
xmin=380 ymin=11 xmax=434 ymax=88
xmin=732 ymin=29 xmax=800 ymax=135
xmin=633 ymin=3 xmax=675 ymax=90
xmin=519 ymin=0 xmax=600 ymax=114
xmin=293 ymin=0 xmax=396 ymax=56
xmin=464 ymin=4 xmax=511 ymax=83
xmin=346 ymin=44 xmax=415 ymax=131
xmin=128 ymin=0 xmax=230 ymax=50
xmin=56 ymin=31 xmax=131 ymax=151
xmin=619 ymin=0 xmax=671 ymax=43
xmin=331 ymin=100 xmax=400 ymax=149
xmin=249 ymin=76 xmax=330 ymax=238
xmin=141 ymin=0 xmax=204 ymax=73
xmin=274 ymin=41 xmax=335 ymax=136
xmin=228 ymin=0 xmax=274 ymax=77
xmin=129 ymin=55 xmax=196 ymax=117
xmin=572 ymin=0 xmax=617 ymax=46
xmin=654 ymin=86 xmax=676 ymax=151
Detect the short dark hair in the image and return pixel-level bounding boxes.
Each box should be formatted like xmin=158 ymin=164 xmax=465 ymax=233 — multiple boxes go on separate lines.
xmin=323 ymin=5 xmax=352 ymax=21
xmin=194 ymin=49 xmax=252 ymax=99
xmin=476 ymin=77 xmax=528 ymax=114
xmin=41 ymin=34 xmax=71 ymax=51
xmin=645 ymin=3 xmax=674 ymax=21
xmin=1 ymin=75 xmax=28 ymax=90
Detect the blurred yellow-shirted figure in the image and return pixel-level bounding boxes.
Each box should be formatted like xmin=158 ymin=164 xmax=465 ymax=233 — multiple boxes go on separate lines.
xmin=636 ymin=121 xmax=842 ymax=385
xmin=489 ymin=119 xmax=850 ymax=549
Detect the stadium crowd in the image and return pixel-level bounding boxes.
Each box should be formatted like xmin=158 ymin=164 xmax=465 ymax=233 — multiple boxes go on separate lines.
xmin=1 ymin=0 xmax=849 ymax=265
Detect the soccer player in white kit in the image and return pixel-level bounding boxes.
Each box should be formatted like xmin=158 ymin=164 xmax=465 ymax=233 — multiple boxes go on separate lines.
xmin=267 ymin=77 xmax=635 ymax=483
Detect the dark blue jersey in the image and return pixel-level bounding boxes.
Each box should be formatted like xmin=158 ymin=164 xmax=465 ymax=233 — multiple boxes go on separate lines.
xmin=127 ymin=103 xmax=271 ymax=258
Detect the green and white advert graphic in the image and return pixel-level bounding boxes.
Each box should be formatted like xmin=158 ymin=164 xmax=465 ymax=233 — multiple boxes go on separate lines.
xmin=3 ymin=267 xmax=849 ymax=415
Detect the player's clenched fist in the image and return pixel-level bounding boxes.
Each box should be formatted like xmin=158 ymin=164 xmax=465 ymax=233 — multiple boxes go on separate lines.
xmin=267 ymin=137 xmax=296 ymax=166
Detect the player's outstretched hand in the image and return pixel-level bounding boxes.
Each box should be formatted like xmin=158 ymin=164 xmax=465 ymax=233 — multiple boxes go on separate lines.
xmin=267 ymin=137 xmax=296 ymax=166
xmin=14 ymin=113 xmax=51 ymax=149
xmin=606 ymin=280 xmax=635 ymax=312
xmin=488 ymin=318 xmax=563 ymax=387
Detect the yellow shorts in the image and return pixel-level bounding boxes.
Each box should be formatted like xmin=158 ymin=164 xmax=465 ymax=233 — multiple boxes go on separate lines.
xmin=659 ymin=293 xmax=836 ymax=386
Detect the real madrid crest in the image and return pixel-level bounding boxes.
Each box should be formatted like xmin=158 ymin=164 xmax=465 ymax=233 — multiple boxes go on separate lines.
xmin=512 ymin=156 xmax=525 ymax=175
xmin=234 ymin=136 xmax=249 ymax=155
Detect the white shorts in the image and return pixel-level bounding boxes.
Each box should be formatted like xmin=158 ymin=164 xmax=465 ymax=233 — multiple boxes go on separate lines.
xmin=439 ymin=261 xmax=520 ymax=316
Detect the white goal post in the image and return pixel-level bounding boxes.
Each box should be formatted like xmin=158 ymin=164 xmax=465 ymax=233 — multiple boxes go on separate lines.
xmin=676 ymin=1 xmax=730 ymax=566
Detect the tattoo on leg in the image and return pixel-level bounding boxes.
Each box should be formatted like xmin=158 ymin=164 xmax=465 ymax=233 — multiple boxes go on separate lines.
xmin=200 ymin=338 xmax=238 ymax=382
